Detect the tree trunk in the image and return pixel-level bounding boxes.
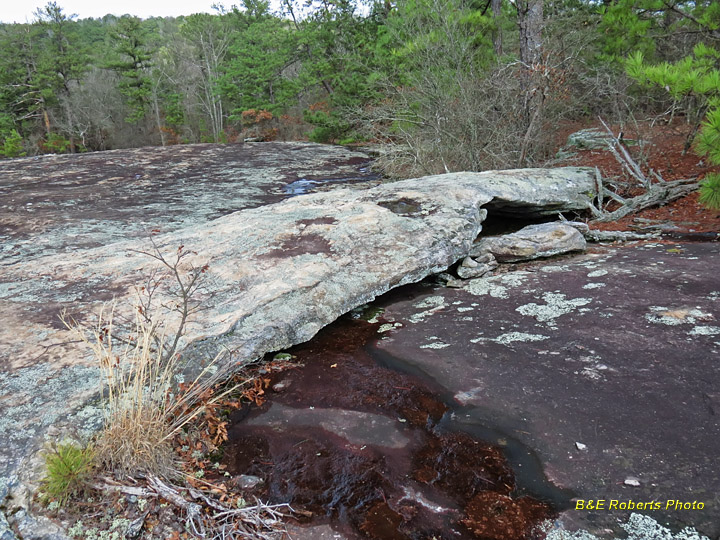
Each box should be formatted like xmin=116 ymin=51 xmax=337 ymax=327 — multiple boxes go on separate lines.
xmin=515 ymin=0 xmax=544 ymax=166
xmin=517 ymin=0 xmax=543 ymax=66
xmin=491 ymin=0 xmax=503 ymax=57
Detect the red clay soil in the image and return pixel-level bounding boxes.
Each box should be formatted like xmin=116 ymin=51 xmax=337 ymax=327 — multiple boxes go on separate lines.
xmin=553 ymin=119 xmax=720 ymax=233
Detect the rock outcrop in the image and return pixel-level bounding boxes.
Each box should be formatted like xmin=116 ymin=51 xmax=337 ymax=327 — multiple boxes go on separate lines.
xmin=0 ymin=142 xmax=596 ymax=538
xmin=456 ymin=253 xmax=499 ymax=279
xmin=469 ymin=222 xmax=587 ymax=263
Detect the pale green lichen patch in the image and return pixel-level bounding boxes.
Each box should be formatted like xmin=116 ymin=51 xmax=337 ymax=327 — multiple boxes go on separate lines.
xmin=582 ymin=282 xmax=606 ymax=289
xmin=494 ymin=332 xmax=549 ymax=345
xmin=689 ymin=326 xmax=720 ymax=336
xmin=539 ymin=265 xmax=565 ymax=273
xmin=463 ymin=271 xmax=532 ymax=299
xmin=471 ymin=332 xmax=549 ymax=345
xmin=378 ymin=323 xmax=402 ymax=333
xmin=414 ymin=296 xmax=445 ymax=309
xmin=516 ymin=293 xmax=592 ymax=325
xmin=544 ymin=512 xmax=710 ymax=540
xmin=587 ymin=269 xmax=608 ymax=278
xmin=409 ymin=296 xmax=446 ymax=323
xmin=463 ymin=277 xmax=509 ymax=298
xmin=0 ymin=363 xmax=99 ymax=444
xmin=419 ymin=341 xmax=451 ymax=349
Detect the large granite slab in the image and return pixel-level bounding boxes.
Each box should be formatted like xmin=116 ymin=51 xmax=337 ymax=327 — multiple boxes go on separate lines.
xmin=0 ymin=141 xmax=596 ymax=538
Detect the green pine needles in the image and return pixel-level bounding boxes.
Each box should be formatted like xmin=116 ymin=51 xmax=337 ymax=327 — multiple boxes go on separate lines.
xmin=698 ymin=173 xmax=720 ymax=209
xmin=41 ymin=442 xmax=95 ymax=505
xmin=697 ymin=107 xmax=720 ymax=210
xmin=625 ymin=27 xmax=720 ymax=210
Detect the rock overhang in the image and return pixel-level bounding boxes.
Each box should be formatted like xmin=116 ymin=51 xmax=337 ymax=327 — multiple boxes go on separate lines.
xmin=0 ymin=148 xmax=597 ymax=537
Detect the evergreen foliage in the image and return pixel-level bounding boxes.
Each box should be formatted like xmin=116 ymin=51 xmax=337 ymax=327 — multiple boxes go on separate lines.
xmin=0 ymin=0 xmax=716 ymax=211
xmin=620 ymin=1 xmax=720 ymax=209
xmin=41 ymin=442 xmax=95 ymax=505
xmin=107 ymin=16 xmax=154 ymax=124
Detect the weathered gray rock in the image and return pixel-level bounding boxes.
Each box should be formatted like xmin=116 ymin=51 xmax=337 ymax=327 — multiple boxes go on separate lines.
xmin=456 ymin=254 xmax=498 ymax=279
xmin=470 ymin=222 xmax=587 ymax=262
xmin=0 ymin=147 xmax=596 ymax=537
xmin=460 ymin=169 xmax=597 ymax=217
xmin=232 ymin=475 xmax=264 ymax=490
xmin=0 ymin=512 xmax=17 ymax=540
xmin=471 ymin=253 xmax=496 ymax=265
xmin=566 ymin=128 xmax=614 ymax=150
xmin=0 ymin=142 xmax=380 ymax=266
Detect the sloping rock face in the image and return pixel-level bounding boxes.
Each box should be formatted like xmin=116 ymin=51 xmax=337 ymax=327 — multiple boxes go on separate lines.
xmin=0 ymin=142 xmax=596 ymax=537
xmin=0 ymin=142 xmax=379 ymax=265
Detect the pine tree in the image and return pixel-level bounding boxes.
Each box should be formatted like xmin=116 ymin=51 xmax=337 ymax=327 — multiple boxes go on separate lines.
xmin=626 ymin=35 xmax=720 ymax=209
xmin=107 ymin=16 xmax=154 ymax=124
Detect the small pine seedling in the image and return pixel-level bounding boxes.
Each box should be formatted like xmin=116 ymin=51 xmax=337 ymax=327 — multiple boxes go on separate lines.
xmin=42 ymin=442 xmax=95 ymax=505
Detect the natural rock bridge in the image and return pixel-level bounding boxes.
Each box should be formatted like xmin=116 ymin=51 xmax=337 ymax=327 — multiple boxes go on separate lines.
xmin=1 ymin=142 xmax=716 ymax=539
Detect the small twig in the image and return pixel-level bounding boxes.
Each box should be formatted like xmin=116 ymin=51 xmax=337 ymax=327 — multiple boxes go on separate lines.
xmin=130 ymin=238 xmax=211 ymax=363
xmin=604 ymin=189 xmax=628 ymax=205
xmin=91 ymin=482 xmax=157 ymax=498
xmin=650 ymin=169 xmax=667 ymax=184
xmin=148 ymin=476 xmax=206 ymax=536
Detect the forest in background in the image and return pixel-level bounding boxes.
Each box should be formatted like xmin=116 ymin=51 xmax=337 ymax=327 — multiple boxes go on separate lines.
xmin=0 ymin=0 xmax=719 ymax=203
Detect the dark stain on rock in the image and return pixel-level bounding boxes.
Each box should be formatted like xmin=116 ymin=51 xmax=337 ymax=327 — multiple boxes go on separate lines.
xmin=222 ymin=313 xmax=557 ymax=539
xmin=297 ymin=217 xmax=339 ymax=227
xmin=377 ymin=198 xmax=424 ymax=217
xmin=260 ymin=233 xmax=333 ymax=258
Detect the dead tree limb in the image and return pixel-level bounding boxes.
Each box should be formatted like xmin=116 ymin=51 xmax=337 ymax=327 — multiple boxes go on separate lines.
xmin=584 ymin=230 xmax=661 ymax=242
xmin=598 ymin=116 xmax=649 ymax=188
xmin=594 ymin=167 xmax=604 ymax=210
xmin=590 ymin=178 xmax=699 ymax=223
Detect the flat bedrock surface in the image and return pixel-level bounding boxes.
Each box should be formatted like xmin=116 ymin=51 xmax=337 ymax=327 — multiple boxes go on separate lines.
xmin=374 ymin=241 xmax=720 ymax=537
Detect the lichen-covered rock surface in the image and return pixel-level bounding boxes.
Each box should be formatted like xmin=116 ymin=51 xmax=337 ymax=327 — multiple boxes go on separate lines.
xmin=0 ymin=142 xmax=380 ymax=265
xmin=0 ymin=140 xmax=596 ymax=537
xmin=373 ymin=241 xmax=720 ymax=538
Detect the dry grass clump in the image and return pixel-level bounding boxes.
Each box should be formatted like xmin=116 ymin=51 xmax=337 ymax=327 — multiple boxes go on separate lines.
xmin=65 ymin=304 xmax=233 ymax=480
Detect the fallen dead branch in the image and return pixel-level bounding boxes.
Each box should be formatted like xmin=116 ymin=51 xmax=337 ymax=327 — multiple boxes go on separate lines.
xmin=598 ymin=116 xmax=650 ymax=189
xmin=93 ymin=475 xmax=293 ymax=539
xmin=583 ymin=229 xmax=661 ymax=242
xmin=586 ymin=117 xmax=700 ymax=223
xmin=588 ymin=177 xmax=699 ymax=223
